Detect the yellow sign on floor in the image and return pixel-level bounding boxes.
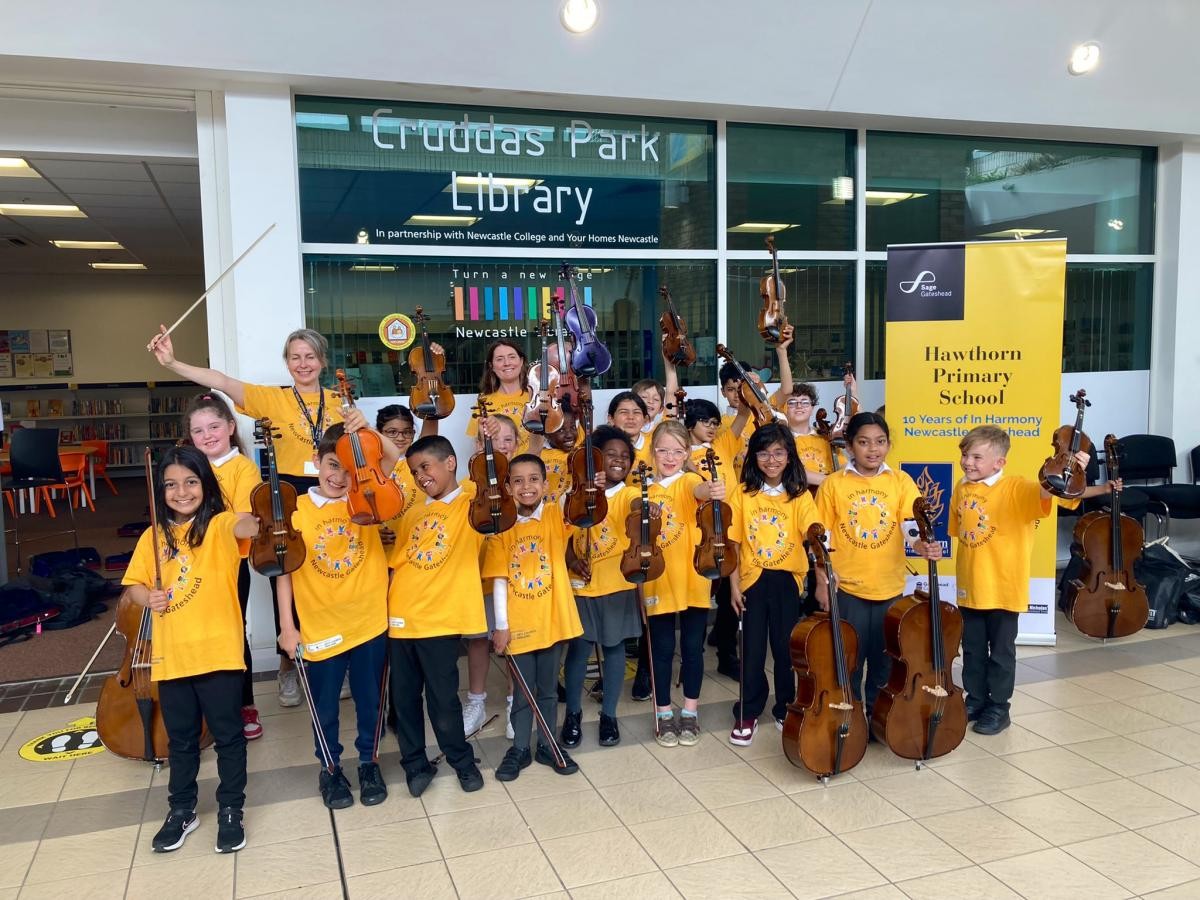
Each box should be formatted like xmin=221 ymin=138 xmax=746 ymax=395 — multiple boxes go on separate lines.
xmin=18 ymin=716 xmax=105 ymax=762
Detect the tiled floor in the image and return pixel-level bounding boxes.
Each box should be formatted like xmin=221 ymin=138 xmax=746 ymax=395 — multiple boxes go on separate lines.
xmin=3 ymin=618 xmax=1200 ymax=899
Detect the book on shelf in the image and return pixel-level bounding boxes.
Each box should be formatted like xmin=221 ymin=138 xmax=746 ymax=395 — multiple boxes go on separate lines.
xmin=25 ymin=399 xmax=40 ymax=418
xmin=47 ymin=399 xmax=64 ymax=417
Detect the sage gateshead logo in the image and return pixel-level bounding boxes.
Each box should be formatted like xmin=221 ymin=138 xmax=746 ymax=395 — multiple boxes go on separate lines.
xmin=899 ymin=271 xmax=937 ymax=294
xmin=886 ymin=245 xmax=965 ymax=322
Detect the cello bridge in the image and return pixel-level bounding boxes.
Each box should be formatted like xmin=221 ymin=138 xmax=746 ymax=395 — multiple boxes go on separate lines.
xmin=921 ymin=685 xmax=949 ymax=698
xmin=828 ymin=701 xmax=853 ymax=711
xmin=1103 ymin=582 xmax=1127 ymax=591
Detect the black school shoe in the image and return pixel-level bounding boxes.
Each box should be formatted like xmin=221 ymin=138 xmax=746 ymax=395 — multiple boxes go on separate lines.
xmin=560 ymin=710 xmax=583 ymax=748
xmin=535 ymin=743 xmax=579 ymax=775
xmin=495 ymin=746 xmax=532 ymax=781
xmin=215 ymin=807 xmax=245 ymax=853
xmin=152 ymin=809 xmax=198 ymax=852
xmin=319 ymin=766 xmax=355 ymax=809
xmin=358 ymin=762 xmax=388 ymax=806
xmin=456 ymin=762 xmax=485 ymax=792
xmin=599 ymin=714 xmax=620 ymax=746
xmin=973 ymin=707 xmax=1011 ymax=735
xmin=966 ymin=703 xmax=986 ymax=723
xmin=405 ymin=763 xmax=437 ymax=798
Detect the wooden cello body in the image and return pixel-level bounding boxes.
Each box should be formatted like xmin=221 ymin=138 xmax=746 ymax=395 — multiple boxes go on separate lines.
xmin=871 ymin=497 xmax=967 ymax=763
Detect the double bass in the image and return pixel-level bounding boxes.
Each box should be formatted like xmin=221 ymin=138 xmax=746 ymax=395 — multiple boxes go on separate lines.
xmin=468 ymin=397 xmax=518 ymax=535
xmin=408 ymin=305 xmax=454 ymax=420
xmin=871 ymin=497 xmax=967 ymax=764
xmin=782 ymin=523 xmax=867 ymax=781
xmin=1066 ymin=434 xmax=1149 ymax=639
xmin=1040 ymin=390 xmax=1092 ymax=499
xmin=659 ymin=285 xmax=697 ymax=367
xmin=248 ymin=418 xmax=306 ymax=577
xmin=335 ymin=370 xmax=406 ymax=525
xmin=561 ymin=262 xmax=612 ymax=378
xmin=620 ymin=462 xmax=665 ymax=584
xmin=564 ymin=388 xmax=607 ymax=528
xmin=758 ymin=235 xmax=788 ymax=345
xmin=693 ymin=448 xmax=736 ymax=580
xmin=715 ymin=344 xmax=775 ymax=428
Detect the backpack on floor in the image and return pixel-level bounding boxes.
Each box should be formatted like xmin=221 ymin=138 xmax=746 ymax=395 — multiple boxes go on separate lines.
xmin=0 ymin=582 xmax=61 ymax=648
xmin=1135 ymin=539 xmax=1193 ymax=629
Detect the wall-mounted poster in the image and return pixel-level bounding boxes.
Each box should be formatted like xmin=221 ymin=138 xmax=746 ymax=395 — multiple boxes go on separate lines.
xmin=9 ymin=331 xmax=30 ymax=354
xmin=13 ymin=353 xmax=33 ymax=377
xmin=0 ymin=331 xmax=9 ymax=353
xmin=52 ymin=352 xmax=73 ymax=376
xmin=28 ymin=330 xmax=49 ymax=353
xmin=32 ymin=354 xmax=54 ymax=378
xmin=0 ymin=352 xmax=11 ymax=378
xmin=48 ymin=330 xmax=71 ymax=353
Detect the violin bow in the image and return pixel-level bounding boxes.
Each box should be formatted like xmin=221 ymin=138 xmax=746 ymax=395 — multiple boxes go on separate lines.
xmin=143 ymin=448 xmax=165 ymax=617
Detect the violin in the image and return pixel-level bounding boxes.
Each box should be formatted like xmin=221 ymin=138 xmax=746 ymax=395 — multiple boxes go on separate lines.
xmin=668 ymin=387 xmax=686 ymax=420
xmin=1066 ymin=434 xmax=1149 ymax=639
xmin=335 ymin=370 xmax=406 ymax=525
xmin=620 ymin=462 xmax=665 ymax=584
xmin=561 ymin=262 xmax=612 ymax=378
xmin=782 ymin=523 xmax=868 ymax=781
xmin=830 ymin=362 xmax=859 ymax=442
xmin=715 ymin=343 xmax=775 ymax=428
xmin=468 ymin=397 xmax=518 ymax=535
xmin=758 ymin=235 xmax=788 ymax=345
xmin=564 ymin=388 xmax=607 ymax=528
xmin=693 ymin=448 xmax=736 ymax=580
xmin=1040 ymin=390 xmax=1093 ymax=499
xmin=408 ymin=305 xmax=454 ymax=420
xmin=523 ymin=320 xmax=565 ymax=436
xmin=248 ymin=419 xmax=306 ymax=577
xmin=550 ymin=292 xmax=580 ymax=416
xmin=659 ymin=284 xmax=697 ymax=367
xmin=871 ymin=497 xmax=967 ymax=763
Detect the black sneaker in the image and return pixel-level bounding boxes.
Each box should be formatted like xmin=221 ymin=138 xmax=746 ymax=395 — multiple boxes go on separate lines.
xmin=966 ymin=703 xmax=986 ymax=722
xmin=631 ymin=671 xmax=652 ymax=702
xmin=215 ymin=807 xmax=245 ymax=854
xmin=405 ymin=764 xmax=437 ymax=798
xmin=560 ymin=710 xmax=582 ymax=748
xmin=534 ymin=743 xmax=579 ymax=775
xmin=319 ymin=766 xmax=354 ymax=809
xmin=358 ymin=762 xmax=388 ymax=806
xmin=495 ymin=746 xmax=532 ymax=782
xmin=151 ymin=808 xmax=198 ymax=852
xmin=973 ymin=707 xmax=1011 ymax=735
xmin=456 ymin=762 xmax=485 ymax=792
xmin=599 ymin=714 xmax=620 ymax=746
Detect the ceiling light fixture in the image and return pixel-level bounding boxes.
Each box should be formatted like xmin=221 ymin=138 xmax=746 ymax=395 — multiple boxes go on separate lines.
xmin=0 ymin=158 xmax=39 ymax=178
xmin=864 ymin=191 xmax=928 ymax=206
xmin=0 ymin=202 xmax=85 ymax=217
xmin=348 ymin=264 xmax=397 ymax=272
xmin=89 ymin=262 xmax=146 ymax=270
xmin=404 ymin=215 xmax=480 ymax=227
xmin=727 ymin=222 xmax=799 ymax=234
xmin=1107 ymin=218 xmax=1124 ymax=231
xmin=979 ymin=228 xmax=1056 ymax=239
xmin=561 ymin=0 xmax=598 ymax=33
xmin=51 ymin=240 xmax=124 ymax=250
xmin=1068 ymin=41 xmax=1101 ymax=75
xmin=449 ymin=175 xmax=543 ymax=190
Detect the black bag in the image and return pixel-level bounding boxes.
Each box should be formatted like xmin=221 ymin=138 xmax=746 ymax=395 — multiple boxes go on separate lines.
xmin=29 ymin=547 xmax=102 ymax=578
xmin=0 ymin=582 xmax=61 ymax=648
xmin=37 ymin=566 xmax=118 ymax=631
xmin=1135 ymin=539 xmax=1194 ymax=629
xmin=1175 ymin=565 xmax=1200 ymax=625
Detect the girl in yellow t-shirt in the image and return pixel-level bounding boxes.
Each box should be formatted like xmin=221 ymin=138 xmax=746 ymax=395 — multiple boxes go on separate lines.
xmin=465 ymin=339 xmax=534 ymax=456
xmin=122 ymin=445 xmax=259 ymax=854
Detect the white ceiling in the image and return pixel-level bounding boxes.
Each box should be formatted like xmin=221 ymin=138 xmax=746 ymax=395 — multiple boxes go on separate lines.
xmin=0 ymin=153 xmax=202 ymax=275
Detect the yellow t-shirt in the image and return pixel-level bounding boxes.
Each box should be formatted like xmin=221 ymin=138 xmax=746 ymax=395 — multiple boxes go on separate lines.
xmin=211 ymin=451 xmax=261 ymax=514
xmin=541 ymin=448 xmax=572 ymax=504
xmin=611 ymin=472 xmax=708 ymax=615
xmin=387 ymin=459 xmax=422 ymax=521
xmin=288 ymin=492 xmax=388 ymax=661
xmin=715 ymin=418 xmax=751 ymax=477
xmin=793 ymin=433 xmax=834 ymax=478
xmin=122 ymin=512 xmax=247 ymax=681
xmin=729 ymin=484 xmax=821 ymax=592
xmin=466 ymin=389 xmax=533 ymax=457
xmin=237 ymin=383 xmax=343 ymax=478
xmin=951 ymin=474 xmax=1052 ymax=613
xmin=482 ymin=503 xmax=583 ymax=655
xmin=815 ymin=466 xmax=921 ymax=601
xmin=386 ymin=489 xmax=487 ymax=638
xmin=631 ymin=431 xmax=654 ymax=473
xmin=571 ymin=483 xmax=634 ymax=598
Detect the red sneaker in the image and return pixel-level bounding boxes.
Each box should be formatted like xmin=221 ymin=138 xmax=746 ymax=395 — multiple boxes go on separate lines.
xmin=729 ymin=719 xmax=758 ymax=747
xmin=241 ymin=706 xmax=264 ymax=741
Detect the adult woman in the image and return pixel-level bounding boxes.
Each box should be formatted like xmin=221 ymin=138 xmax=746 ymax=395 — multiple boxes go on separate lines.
xmin=466 ymin=339 xmax=533 ymax=456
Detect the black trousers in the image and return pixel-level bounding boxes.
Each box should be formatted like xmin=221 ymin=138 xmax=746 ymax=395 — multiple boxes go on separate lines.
xmin=236 ymin=560 xmax=254 ymax=706
xmin=648 ymin=606 xmax=708 ymax=706
xmin=734 ymin=569 xmax=802 ymax=722
xmin=960 ymin=607 xmax=1019 ymax=713
xmin=388 ymin=636 xmax=473 ymax=776
xmin=510 ymin=643 xmax=563 ymax=751
xmin=837 ymin=591 xmax=898 ymax=712
xmin=710 ymin=577 xmax=739 ymax=661
xmin=159 ymin=669 xmax=247 ymax=812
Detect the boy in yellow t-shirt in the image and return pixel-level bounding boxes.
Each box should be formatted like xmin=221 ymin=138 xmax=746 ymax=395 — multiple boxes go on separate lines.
xmin=781 ymin=383 xmax=835 ymax=488
xmin=484 ymin=454 xmax=584 ymax=780
xmin=276 ymin=418 xmax=397 ymax=810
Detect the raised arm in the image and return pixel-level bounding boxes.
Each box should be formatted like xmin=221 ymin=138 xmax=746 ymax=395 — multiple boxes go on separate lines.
xmin=774 ymin=324 xmax=795 ymax=402
xmin=148 ymin=325 xmax=247 ymax=407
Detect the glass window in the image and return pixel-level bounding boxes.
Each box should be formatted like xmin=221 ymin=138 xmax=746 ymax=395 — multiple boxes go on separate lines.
xmin=866 ymin=132 xmax=1155 ymax=253
xmin=303 ymin=257 xmax=717 ymax=393
xmin=726 ymin=124 xmax=855 ymax=251
xmin=296 ymin=96 xmax=715 ymax=250
xmin=726 ymin=262 xmax=855 ymax=383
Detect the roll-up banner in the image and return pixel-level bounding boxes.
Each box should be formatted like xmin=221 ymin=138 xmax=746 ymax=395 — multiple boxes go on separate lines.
xmin=886 ymin=239 xmax=1067 ymax=645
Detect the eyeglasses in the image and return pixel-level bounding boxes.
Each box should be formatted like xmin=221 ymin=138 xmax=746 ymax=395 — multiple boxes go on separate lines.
xmin=383 ymin=428 xmax=415 ymax=439
xmin=755 ymin=449 xmax=789 ymax=461
xmin=654 ymin=447 xmax=687 ymax=459
xmin=786 ymin=399 xmax=814 ymax=408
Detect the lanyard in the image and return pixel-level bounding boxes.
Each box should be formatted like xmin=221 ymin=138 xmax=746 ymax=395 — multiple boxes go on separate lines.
xmin=292 ymin=386 xmax=326 ymax=451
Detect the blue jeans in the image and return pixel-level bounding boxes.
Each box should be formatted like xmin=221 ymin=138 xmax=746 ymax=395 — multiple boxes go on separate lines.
xmin=301 ymin=631 xmax=387 ymax=767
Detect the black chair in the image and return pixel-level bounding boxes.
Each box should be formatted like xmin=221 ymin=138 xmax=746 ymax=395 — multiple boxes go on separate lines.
xmin=2 ymin=428 xmax=80 ymax=575
xmin=1058 ymin=442 xmax=1150 ymax=531
xmin=1117 ymin=434 xmax=1200 ymax=537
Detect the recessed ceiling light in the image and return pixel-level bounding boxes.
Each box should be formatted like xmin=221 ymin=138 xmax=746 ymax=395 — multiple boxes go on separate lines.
xmin=0 ymin=158 xmax=39 ymax=178
xmin=864 ymin=191 xmax=928 ymax=206
xmin=51 ymin=240 xmax=125 ymax=250
xmin=1107 ymin=218 xmax=1124 ymax=231
xmin=727 ymin=222 xmax=799 ymax=233
xmin=561 ymin=0 xmax=598 ymax=33
xmin=404 ymin=215 xmax=480 ymax=227
xmin=348 ymin=264 xmax=397 ymax=272
xmin=979 ymin=228 xmax=1056 ymax=239
xmin=446 ymin=175 xmax=543 ymax=190
xmin=0 ymin=202 xmax=85 ymax=217
xmin=89 ymin=262 xmax=146 ymax=270
xmin=1068 ymin=41 xmax=1101 ymax=75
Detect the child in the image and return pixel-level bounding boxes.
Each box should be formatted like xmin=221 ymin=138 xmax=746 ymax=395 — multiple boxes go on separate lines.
xmin=726 ymin=424 xmax=822 ymax=745
xmin=123 ymin=445 xmax=259 ymax=854
xmin=814 ymin=412 xmax=939 ymax=716
xmin=716 ymin=325 xmax=793 ymax=477
xmin=184 ymin=392 xmax=265 ymax=741
xmin=607 ymin=391 xmax=653 ymax=472
xmin=484 ymin=454 xmax=584 ymax=779
xmin=611 ymin=419 xmax=726 ymax=746
xmin=782 ymin=384 xmax=835 ymax=488
xmin=387 ymin=435 xmax=487 ymax=795
xmin=376 ymin=404 xmax=424 ymax=512
xmin=633 ymin=378 xmax=666 ymax=433
xmin=683 ymin=398 xmax=724 ymax=470
xmin=563 ymin=426 xmax=643 ymax=747
xmin=275 ymin=415 xmax=397 ymax=809
xmin=541 ymin=417 xmax=577 ymax=504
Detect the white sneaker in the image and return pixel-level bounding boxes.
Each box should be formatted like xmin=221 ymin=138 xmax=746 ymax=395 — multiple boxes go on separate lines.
xmin=339 ymin=673 xmax=352 ymax=701
xmin=462 ymin=698 xmax=486 ymax=736
xmin=505 ymin=695 xmax=514 ymax=740
xmin=277 ymin=668 xmax=301 ymax=707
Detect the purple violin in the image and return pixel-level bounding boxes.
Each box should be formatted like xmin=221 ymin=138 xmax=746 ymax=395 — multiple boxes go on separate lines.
xmin=560 ymin=262 xmax=612 ymax=378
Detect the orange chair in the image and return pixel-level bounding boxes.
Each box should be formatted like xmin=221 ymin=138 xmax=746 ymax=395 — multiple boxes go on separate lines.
xmin=42 ymin=453 xmax=94 ymax=515
xmin=81 ymin=440 xmax=118 ymax=495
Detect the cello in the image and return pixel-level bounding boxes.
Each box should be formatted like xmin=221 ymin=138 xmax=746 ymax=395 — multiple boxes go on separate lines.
xmin=758 ymin=235 xmax=788 ymax=345
xmin=782 ymin=522 xmax=867 ymax=782
xmin=620 ymin=462 xmax=665 ymax=584
xmin=248 ymin=418 xmax=306 ymax=577
xmin=693 ymin=448 xmax=737 ymax=580
xmin=335 ymin=370 xmax=406 ymax=525
xmin=409 ymin=305 xmax=454 ymax=420
xmin=871 ymin=497 xmax=967 ymax=765
xmin=561 ymin=262 xmax=612 ymax=378
xmin=715 ymin=344 xmax=775 ymax=428
xmin=468 ymin=397 xmax=518 ymax=535
xmin=564 ymin=387 xmax=607 ymax=528
xmin=1066 ymin=434 xmax=1149 ymax=639
xmin=659 ymin=285 xmax=697 ymax=367
xmin=523 ymin=320 xmax=565 ymax=436
xmin=1040 ymin=390 xmax=1092 ymax=499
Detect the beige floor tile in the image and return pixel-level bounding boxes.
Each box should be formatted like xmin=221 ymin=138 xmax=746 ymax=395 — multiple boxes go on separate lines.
xmin=1057 ymin=734 xmax=1180 ymax=777
xmin=918 ymin=805 xmax=1050 ymax=863
xmin=499 ymin=761 xmax=594 ymax=802
xmin=567 ymin=871 xmax=682 ymax=900
xmin=16 ymin=868 xmax=129 ymax=900
xmin=983 ymin=847 xmax=1131 ymax=900
xmin=1006 ymin=690 xmax=1057 ymax=717
xmin=0 ymin=840 xmax=36 ymax=889
xmin=961 ymin=722 xmax=1053 ymax=755
xmin=863 ymin=768 xmax=981 ymax=818
xmin=1129 ymin=725 xmax=1200 ymax=765
xmin=1135 ymin=765 xmax=1200 ymax=813
xmin=345 ymin=860 xmax=457 ymax=900
xmin=1066 ymin=778 xmax=1192 ymax=829
xmin=992 ymin=790 xmax=1125 ymax=843
xmin=722 ymin=723 xmax=786 ymax=762
xmin=842 ymin=820 xmax=969 ymax=882
xmin=446 ymin=842 xmax=563 ymax=900
xmin=329 ymin=789 xmax=425 ymax=830
xmin=238 ymin=796 xmax=331 ymax=847
xmin=25 ymin=824 xmax=137 ymax=885
xmin=644 ymin=730 xmax=742 ymax=774
xmin=0 ymin=766 xmax=68 ymax=810
xmin=1064 ymin=831 xmax=1200 ymax=894
xmin=933 ymin=756 xmax=1052 ymax=804
xmin=125 ymin=853 xmax=235 ymax=899
xmin=1115 ymin=664 xmax=1200 ymax=692
xmin=599 ymin=775 xmax=702 ymax=825
xmin=1068 ymin=701 xmax=1171 ymax=734
xmin=1124 ymin=692 xmax=1200 ymax=725
xmin=1143 ymin=880 xmax=1200 ymax=899
xmin=233 ymin=833 xmax=340 ymax=898
xmin=517 ymin=788 xmax=620 ymax=840
xmin=630 ymin=810 xmax=743 ymax=868
xmin=756 ymin=837 xmax=886 ymax=899
xmin=920 ymin=737 xmax=995 ymax=767
xmin=240 ymin=882 xmax=355 ymax=900
xmin=1140 ymin=814 xmax=1200 ymax=858
xmin=417 ymin=768 xmax=512 ymax=815
xmin=1002 ymin=745 xmax=1121 ymax=789
xmin=540 ymin=824 xmax=655 ymax=888
xmin=665 ymin=851 xmax=792 ymax=899
xmin=748 ymin=751 xmax=847 ymax=793
xmin=1169 ymin=656 xmax=1200 ymax=676
xmin=429 ymin=801 xmax=532 ymax=858
xmin=0 ymin=888 xmax=14 ymax=900
xmin=1010 ymin=709 xmax=1114 ymax=745
xmin=791 ymin=781 xmax=908 ymax=834
xmin=337 ymin=817 xmax=442 ymax=877
xmin=830 ymin=887 xmax=907 ymax=900
xmin=1016 ymin=679 xmax=1109 ymax=708
xmin=896 ymin=865 xmax=1022 ymax=899
xmin=1069 ymin=672 xmax=1163 ymax=701
xmin=847 ymin=741 xmax=930 ymax=780
xmin=245 ymin=737 xmax=318 ymax=773
xmin=717 ymin=795 xmax=829 ymax=850
xmin=574 ymin=742 xmax=671 ymax=788
xmin=58 ymin=755 xmax=155 ymax=801
xmin=676 ymin=761 xmax=781 ymax=809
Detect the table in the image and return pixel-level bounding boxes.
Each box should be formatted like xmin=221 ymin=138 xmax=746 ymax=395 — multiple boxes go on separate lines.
xmin=1 ymin=445 xmax=99 ymax=513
